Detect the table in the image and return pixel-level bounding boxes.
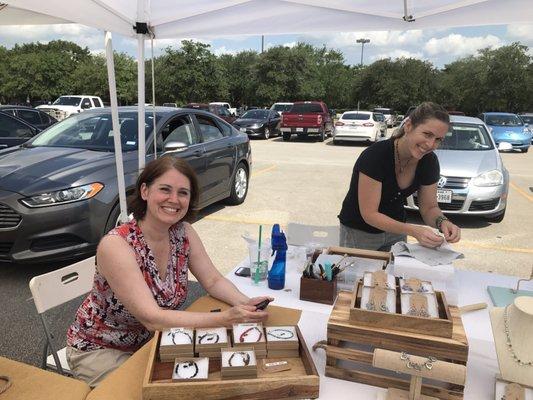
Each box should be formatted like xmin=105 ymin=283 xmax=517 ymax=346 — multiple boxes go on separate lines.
xmin=227 ymin=252 xmax=533 ymax=399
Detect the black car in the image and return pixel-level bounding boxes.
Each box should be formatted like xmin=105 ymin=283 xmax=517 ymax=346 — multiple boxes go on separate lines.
xmin=233 ymin=109 xmax=281 ymax=139
xmin=0 ymin=107 xmax=251 ymax=263
xmin=0 ymin=105 xmax=57 ymax=131
xmin=0 ymin=111 xmax=42 ymax=149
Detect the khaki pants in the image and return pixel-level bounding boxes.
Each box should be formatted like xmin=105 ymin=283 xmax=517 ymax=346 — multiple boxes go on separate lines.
xmin=66 ymin=346 xmax=132 ymax=387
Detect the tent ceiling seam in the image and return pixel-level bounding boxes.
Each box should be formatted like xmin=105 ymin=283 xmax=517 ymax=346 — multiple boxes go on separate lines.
xmin=413 ymin=0 xmax=490 ymax=19
xmin=280 ymin=0 xmax=401 ymax=19
xmin=88 ymin=0 xmax=134 ymax=27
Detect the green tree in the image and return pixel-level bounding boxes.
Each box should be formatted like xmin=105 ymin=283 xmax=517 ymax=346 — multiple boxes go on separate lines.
xmin=218 ymin=51 xmax=259 ymax=107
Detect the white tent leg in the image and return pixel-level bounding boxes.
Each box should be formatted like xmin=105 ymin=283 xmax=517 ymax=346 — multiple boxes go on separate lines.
xmin=137 ymin=34 xmax=146 ymax=170
xmin=104 ymin=31 xmax=128 ymax=224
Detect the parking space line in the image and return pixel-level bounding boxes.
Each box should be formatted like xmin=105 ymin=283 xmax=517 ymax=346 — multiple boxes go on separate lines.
xmin=251 ymin=165 xmax=276 ymax=177
xmin=510 ymin=181 xmax=533 ymax=202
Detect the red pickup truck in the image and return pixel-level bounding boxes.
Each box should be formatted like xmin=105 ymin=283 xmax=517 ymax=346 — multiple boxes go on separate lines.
xmin=280 ymin=101 xmax=334 ymax=142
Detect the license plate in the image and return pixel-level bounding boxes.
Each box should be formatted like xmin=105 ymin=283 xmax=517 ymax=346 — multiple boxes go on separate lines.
xmin=296 ymin=128 xmax=303 ymax=132
xmin=437 ymin=189 xmax=453 ymax=203
xmin=239 ymin=128 xmax=246 ymax=132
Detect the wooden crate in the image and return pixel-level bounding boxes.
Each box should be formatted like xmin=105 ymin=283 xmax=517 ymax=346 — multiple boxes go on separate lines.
xmin=299 ymin=276 xmax=337 ymax=305
xmin=325 ymin=291 xmax=469 ymax=400
xmin=143 ymin=326 xmax=319 ymax=400
xmin=350 ymin=280 xmax=454 ymax=338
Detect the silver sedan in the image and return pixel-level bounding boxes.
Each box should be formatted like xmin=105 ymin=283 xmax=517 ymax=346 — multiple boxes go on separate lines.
xmin=405 ymin=116 xmax=509 ymax=222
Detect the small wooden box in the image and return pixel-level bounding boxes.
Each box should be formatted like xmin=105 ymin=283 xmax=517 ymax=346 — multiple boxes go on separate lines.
xmin=221 ymin=348 xmax=258 ymax=380
xmin=143 ymin=326 xmax=319 ymax=399
xmin=232 ymin=323 xmax=267 ymax=358
xmin=324 ymin=291 xmax=468 ymax=400
xmin=159 ymin=328 xmax=195 ymax=361
xmin=172 ymin=357 xmax=209 ymax=381
xmin=266 ymin=326 xmax=300 ymax=358
xmin=299 ymin=277 xmax=337 ymax=305
xmin=351 ymin=280 xmax=453 ymax=338
xmin=195 ymin=328 xmax=229 ymax=359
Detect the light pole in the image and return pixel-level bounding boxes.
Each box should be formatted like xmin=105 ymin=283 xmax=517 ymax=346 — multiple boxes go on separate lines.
xmin=356 ymin=38 xmax=370 ymax=66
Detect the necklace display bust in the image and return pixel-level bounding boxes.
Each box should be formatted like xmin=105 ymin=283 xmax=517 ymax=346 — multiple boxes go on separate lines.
xmin=490 ymin=296 xmax=533 ymax=386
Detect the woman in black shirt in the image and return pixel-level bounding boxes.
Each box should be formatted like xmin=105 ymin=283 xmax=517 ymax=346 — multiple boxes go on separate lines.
xmin=338 ymin=102 xmax=461 ymax=251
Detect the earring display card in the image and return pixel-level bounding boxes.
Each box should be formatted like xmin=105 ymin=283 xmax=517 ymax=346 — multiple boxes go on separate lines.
xmin=172 ymin=357 xmax=209 ymax=381
xmin=399 ymin=278 xmax=434 ymax=294
xmin=221 ymin=348 xmax=258 ymax=379
xmin=195 ymin=327 xmax=228 ymax=358
xmin=360 ymin=286 xmax=396 ymax=313
xmin=401 ymin=292 xmax=439 ymax=318
xmin=232 ymin=323 xmax=267 ymax=358
xmin=363 ymin=271 xmax=395 ymax=289
xmin=159 ymin=327 xmax=194 ymax=361
xmin=266 ymin=326 xmax=300 ymax=358
xmin=495 ymin=379 xmax=532 ymax=400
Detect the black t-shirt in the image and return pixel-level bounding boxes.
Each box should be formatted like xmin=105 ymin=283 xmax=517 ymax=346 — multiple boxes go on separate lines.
xmin=338 ymin=138 xmax=440 ymax=233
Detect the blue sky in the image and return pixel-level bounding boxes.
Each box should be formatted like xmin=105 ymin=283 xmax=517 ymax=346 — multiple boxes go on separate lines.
xmin=1 ymin=23 xmax=532 ymax=68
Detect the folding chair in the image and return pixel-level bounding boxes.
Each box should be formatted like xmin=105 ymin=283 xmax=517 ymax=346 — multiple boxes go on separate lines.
xmin=29 ymin=256 xmax=96 ymax=374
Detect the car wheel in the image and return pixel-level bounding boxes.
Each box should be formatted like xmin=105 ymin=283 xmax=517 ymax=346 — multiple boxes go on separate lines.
xmin=226 ymin=163 xmax=249 ymax=205
xmin=485 ymin=209 xmax=506 ymax=223
xmin=333 ymin=139 xmax=340 ymax=145
xmin=282 ymin=132 xmax=291 ymax=141
xmin=263 ymin=127 xmax=270 ymax=140
xmin=104 ymin=203 xmax=122 ymax=234
xmin=318 ymin=129 xmax=325 ymax=142
xmin=521 ymin=148 xmax=529 ymax=153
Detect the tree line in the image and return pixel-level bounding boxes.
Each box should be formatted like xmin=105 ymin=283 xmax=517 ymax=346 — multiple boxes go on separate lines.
xmin=1 ymin=39 xmax=531 ymax=115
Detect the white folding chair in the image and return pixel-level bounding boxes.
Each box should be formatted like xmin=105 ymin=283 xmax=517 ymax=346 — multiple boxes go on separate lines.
xmin=286 ymin=223 xmax=340 ymax=247
xmin=29 ymin=256 xmax=96 ymax=374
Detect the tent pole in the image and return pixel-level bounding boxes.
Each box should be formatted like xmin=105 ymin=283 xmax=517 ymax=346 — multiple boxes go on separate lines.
xmin=104 ymin=31 xmax=128 ymax=224
xmin=137 ymin=0 xmax=146 ymax=170
xmin=150 ymin=34 xmax=157 ymax=159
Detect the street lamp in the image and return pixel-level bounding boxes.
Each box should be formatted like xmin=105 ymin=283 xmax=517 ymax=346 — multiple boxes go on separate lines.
xmin=356 ymin=38 xmax=370 ymax=66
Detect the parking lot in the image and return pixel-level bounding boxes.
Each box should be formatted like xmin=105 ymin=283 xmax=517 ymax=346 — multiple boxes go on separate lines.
xmin=1 ymin=129 xmax=532 ymax=366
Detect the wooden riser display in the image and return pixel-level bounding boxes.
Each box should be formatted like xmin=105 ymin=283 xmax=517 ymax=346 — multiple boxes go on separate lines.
xmin=324 ymin=291 xmax=469 ymax=400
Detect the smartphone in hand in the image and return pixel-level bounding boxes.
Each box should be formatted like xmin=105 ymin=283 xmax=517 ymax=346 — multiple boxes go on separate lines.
xmin=254 ymin=299 xmax=272 ymax=311
xmin=234 ymin=267 xmax=251 ymax=277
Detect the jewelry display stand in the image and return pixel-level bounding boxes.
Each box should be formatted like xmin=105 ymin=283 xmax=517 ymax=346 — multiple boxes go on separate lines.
xmin=372 ymin=349 xmax=466 ymax=400
xmin=159 ymin=327 xmax=194 ymax=361
xmin=489 ymin=297 xmax=533 ymax=387
xmin=494 ymin=375 xmax=533 ymax=400
xmin=195 ymin=327 xmax=228 ymax=359
xmin=488 ymin=267 xmax=533 ymax=307
xmin=221 ymin=348 xmax=257 ymax=380
xmin=232 ymin=323 xmax=267 ymax=358
xmin=265 ymin=326 xmax=299 ymax=358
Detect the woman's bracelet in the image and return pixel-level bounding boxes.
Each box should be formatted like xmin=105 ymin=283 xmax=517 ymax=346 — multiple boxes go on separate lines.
xmin=435 ymin=216 xmax=448 ymax=233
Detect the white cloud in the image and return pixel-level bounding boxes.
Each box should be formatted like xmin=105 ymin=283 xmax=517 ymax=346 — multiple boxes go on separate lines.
xmin=212 ymin=46 xmax=238 ymax=56
xmin=424 ymin=34 xmax=502 ymax=56
xmin=300 ymin=29 xmax=423 ymax=48
xmin=507 ymin=24 xmax=533 ymax=45
xmin=370 ymin=49 xmax=423 ymax=61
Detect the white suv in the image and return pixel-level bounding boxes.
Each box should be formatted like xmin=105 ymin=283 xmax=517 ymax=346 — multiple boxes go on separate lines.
xmin=37 ymin=95 xmax=104 ymax=121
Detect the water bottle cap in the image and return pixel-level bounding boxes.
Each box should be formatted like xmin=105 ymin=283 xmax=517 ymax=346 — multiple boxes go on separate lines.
xmin=271 ymin=224 xmax=288 ymax=250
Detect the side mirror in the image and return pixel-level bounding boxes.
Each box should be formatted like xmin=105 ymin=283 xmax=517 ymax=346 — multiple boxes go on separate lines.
xmin=498 ymin=142 xmax=512 ymax=151
xmin=164 ymin=141 xmax=188 ymax=152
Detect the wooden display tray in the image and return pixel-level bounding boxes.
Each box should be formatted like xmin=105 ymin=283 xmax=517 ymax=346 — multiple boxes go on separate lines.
xmin=324 ymin=291 xmax=469 ymax=400
xmin=143 ymin=326 xmax=319 ymax=400
xmin=325 ymin=245 xmax=392 ymax=265
xmin=351 ymin=280 xmax=454 ymax=338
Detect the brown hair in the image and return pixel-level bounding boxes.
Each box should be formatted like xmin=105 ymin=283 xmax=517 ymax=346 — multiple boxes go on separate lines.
xmin=128 ymin=156 xmax=199 ymax=222
xmin=393 ymin=102 xmax=450 ymax=138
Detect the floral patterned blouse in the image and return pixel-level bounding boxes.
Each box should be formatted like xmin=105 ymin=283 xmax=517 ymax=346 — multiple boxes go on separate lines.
xmin=67 ymin=219 xmax=189 ymax=352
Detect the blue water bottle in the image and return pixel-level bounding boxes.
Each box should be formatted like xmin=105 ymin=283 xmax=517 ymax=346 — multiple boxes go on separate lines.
xmin=268 ymin=224 xmax=288 ymax=290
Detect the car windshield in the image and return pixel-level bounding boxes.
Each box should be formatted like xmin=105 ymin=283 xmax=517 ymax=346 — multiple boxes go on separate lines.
xmin=53 ymin=96 xmax=83 ymax=106
xmin=519 ymin=115 xmax=533 ymax=124
xmin=28 ymin=111 xmax=158 ymax=152
xmin=438 ymin=123 xmax=495 ymax=151
xmin=342 ymin=113 xmax=370 ymax=120
xmin=272 ymin=104 xmax=292 ymax=112
xmin=290 ymin=103 xmax=323 ymax=113
xmin=485 ymin=114 xmax=523 ymax=126
xmin=241 ymin=110 xmax=269 ymax=119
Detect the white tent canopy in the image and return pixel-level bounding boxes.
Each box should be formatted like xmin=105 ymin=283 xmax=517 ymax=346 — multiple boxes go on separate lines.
xmin=2 ymin=0 xmax=532 ymax=37
xmin=2 ymin=0 xmax=532 ymax=222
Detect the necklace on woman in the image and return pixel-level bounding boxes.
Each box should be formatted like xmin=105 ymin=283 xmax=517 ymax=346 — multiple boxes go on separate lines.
xmin=395 ymin=139 xmax=411 ymax=173
xmin=503 ymin=305 xmax=533 ymax=366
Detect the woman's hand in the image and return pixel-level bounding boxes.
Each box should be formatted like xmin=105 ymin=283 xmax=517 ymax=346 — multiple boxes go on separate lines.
xmin=410 ymin=225 xmax=445 ymax=248
xmin=242 ymin=296 xmax=275 ymax=309
xmin=221 ymin=304 xmax=268 ymax=326
xmin=440 ymin=220 xmax=461 ymax=243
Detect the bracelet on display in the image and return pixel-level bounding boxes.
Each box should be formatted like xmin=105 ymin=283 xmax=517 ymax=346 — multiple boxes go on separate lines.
xmin=174 ymin=361 xmax=199 ymax=379
xmin=401 ymin=283 xmax=428 ymax=293
xmin=435 ymin=215 xmax=449 ymax=233
xmin=400 ymin=352 xmax=437 ymax=371
xmin=239 ymin=326 xmax=263 ymax=343
xmin=365 ymin=300 xmax=389 ymax=312
xmin=228 ymin=351 xmax=251 ymax=367
xmin=267 ymin=328 xmax=295 ymax=340
xmin=167 ymin=329 xmax=193 ymax=345
xmin=407 ymin=306 xmax=431 ymax=318
xmin=198 ymin=332 xmax=220 ymax=344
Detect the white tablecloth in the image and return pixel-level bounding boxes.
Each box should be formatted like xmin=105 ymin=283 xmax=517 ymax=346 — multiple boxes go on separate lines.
xmin=227 ymin=252 xmax=533 ymax=399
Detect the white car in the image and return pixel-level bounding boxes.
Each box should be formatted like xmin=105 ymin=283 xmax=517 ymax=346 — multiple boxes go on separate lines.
xmin=209 ymin=102 xmax=237 ymax=116
xmin=270 ymin=102 xmax=293 ymax=114
xmin=333 ymin=111 xmax=386 ymax=144
xmin=36 ymin=95 xmax=104 ymax=121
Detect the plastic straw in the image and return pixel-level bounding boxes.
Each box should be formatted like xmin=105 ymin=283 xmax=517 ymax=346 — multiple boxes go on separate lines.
xmin=254 ymin=225 xmax=262 ymax=284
